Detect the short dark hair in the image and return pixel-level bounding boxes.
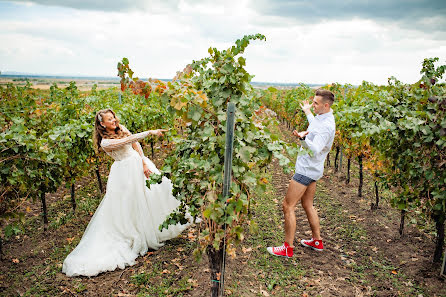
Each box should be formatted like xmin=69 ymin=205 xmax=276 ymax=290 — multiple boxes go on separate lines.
xmin=315 ymin=89 xmax=334 ymax=106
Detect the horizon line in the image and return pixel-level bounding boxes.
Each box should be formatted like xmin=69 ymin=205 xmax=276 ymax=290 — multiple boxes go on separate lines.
xmin=0 ymin=73 xmax=325 ymax=86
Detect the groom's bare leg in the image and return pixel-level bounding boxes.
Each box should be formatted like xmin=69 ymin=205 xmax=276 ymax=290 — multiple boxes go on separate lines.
xmin=301 ymin=182 xmax=321 ymax=240
xmin=283 ymin=180 xmax=307 ymax=247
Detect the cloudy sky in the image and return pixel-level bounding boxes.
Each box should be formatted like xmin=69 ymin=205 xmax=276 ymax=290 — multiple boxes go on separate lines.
xmin=1 ymin=0 xmax=445 ymax=85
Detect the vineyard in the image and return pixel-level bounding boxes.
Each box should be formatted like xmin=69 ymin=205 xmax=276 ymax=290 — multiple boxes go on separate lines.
xmin=1 ymin=35 xmax=445 ymax=296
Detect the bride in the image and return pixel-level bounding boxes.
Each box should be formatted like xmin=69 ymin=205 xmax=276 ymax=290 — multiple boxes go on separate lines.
xmin=62 ymin=108 xmax=191 ymax=277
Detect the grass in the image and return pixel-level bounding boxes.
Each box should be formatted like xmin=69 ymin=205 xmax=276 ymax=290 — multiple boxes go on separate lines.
xmin=128 ymin=170 xmax=310 ymax=296
xmin=224 ymin=172 xmax=308 ymax=296
xmin=131 ymin=262 xmax=195 ymax=297
xmin=129 ymin=236 xmax=199 ymax=296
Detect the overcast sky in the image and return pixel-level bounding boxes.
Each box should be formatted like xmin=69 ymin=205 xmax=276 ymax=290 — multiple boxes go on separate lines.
xmin=1 ymin=0 xmax=445 ymax=85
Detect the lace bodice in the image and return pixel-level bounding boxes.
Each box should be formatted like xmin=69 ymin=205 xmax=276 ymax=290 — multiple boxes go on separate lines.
xmin=103 ymin=143 xmax=135 ymax=161
xmin=101 ymin=130 xmax=151 ymax=161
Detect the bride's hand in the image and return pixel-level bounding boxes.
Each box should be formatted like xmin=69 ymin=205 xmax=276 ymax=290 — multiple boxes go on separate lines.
xmin=143 ymin=163 xmax=152 ymax=178
xmin=150 ymin=129 xmax=168 ymax=137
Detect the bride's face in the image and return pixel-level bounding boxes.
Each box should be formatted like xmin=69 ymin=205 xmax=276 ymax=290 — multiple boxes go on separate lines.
xmin=101 ymin=112 xmax=117 ymax=132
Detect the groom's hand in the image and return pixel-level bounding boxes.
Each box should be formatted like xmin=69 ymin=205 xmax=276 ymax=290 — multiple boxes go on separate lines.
xmin=300 ymin=100 xmax=312 ymax=115
xmin=293 ymin=130 xmax=309 ymax=140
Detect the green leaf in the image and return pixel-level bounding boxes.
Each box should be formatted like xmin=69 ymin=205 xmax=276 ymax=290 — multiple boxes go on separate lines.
xmin=203 ymin=208 xmax=212 ymax=218
xmin=238 ymin=57 xmax=246 ymax=66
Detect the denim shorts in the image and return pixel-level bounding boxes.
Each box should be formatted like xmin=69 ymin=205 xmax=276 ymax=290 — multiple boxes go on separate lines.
xmin=292 ymin=173 xmax=315 ymax=186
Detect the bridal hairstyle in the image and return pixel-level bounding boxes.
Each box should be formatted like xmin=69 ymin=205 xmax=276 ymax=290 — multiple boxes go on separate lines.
xmin=315 ymin=89 xmax=335 ymax=106
xmin=93 ymin=109 xmax=131 ymax=151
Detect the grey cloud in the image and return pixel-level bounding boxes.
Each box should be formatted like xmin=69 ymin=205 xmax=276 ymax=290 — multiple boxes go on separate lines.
xmin=250 ymin=0 xmax=446 ymax=33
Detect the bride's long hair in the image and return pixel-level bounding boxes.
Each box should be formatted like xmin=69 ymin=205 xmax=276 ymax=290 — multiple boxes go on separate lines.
xmin=93 ymin=109 xmax=130 ymax=151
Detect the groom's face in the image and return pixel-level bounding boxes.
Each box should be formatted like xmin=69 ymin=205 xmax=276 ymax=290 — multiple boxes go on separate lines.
xmin=312 ymin=96 xmax=328 ymax=115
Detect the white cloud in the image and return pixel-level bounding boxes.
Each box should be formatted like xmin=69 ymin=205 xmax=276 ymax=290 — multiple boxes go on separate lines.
xmin=243 ymin=18 xmax=446 ymax=84
xmin=0 ymin=0 xmax=445 ymax=84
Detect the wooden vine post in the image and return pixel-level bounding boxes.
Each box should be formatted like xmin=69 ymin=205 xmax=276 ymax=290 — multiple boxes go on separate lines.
xmin=219 ymin=103 xmax=236 ymax=297
xmin=358 ymin=154 xmax=363 ymax=197
xmin=441 ymin=249 xmax=446 ymax=277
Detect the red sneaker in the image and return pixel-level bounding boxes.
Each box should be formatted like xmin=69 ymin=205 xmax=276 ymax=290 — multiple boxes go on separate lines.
xmin=300 ymin=238 xmax=324 ymax=251
xmin=267 ymin=242 xmax=293 ymax=258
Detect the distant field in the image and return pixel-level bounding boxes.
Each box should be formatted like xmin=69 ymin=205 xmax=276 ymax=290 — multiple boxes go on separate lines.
xmin=0 ymin=75 xmax=321 ymax=90
xmin=0 ymin=76 xmax=121 ymax=91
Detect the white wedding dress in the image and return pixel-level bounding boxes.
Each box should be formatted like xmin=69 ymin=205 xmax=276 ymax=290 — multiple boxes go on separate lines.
xmin=62 ymin=130 xmax=190 ymax=277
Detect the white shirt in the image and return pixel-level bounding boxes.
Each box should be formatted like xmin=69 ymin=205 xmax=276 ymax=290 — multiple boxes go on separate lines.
xmin=295 ymin=109 xmax=336 ymax=180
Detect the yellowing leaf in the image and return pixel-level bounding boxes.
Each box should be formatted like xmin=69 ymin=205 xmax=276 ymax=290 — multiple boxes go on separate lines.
xmin=187 ymin=231 xmax=196 ymax=240
xmin=173 ymin=99 xmax=188 ymax=110
xmin=242 ymin=246 xmax=252 ymax=253
xmin=187 ymin=278 xmax=199 ymax=287
xmin=259 ymin=177 xmax=269 ymax=184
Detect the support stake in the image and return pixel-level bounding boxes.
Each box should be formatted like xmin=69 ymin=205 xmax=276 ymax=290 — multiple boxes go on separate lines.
xmin=220 ymin=102 xmax=236 ymax=297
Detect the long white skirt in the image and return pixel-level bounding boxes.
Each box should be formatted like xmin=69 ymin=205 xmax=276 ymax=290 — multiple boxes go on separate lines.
xmin=62 ymin=151 xmax=189 ymax=277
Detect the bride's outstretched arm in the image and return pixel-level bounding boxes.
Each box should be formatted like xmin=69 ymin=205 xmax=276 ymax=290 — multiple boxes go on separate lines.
xmin=101 ymin=131 xmax=152 ymax=152
xmin=101 ymin=125 xmax=167 ymax=152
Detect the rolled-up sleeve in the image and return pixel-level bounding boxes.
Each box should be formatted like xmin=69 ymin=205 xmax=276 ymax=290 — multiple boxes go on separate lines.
xmin=302 ymin=130 xmax=330 ymax=155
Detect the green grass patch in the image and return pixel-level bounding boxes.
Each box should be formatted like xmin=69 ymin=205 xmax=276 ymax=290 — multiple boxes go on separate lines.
xmin=225 ymin=171 xmax=308 ymax=296
xmin=131 ymin=261 xmax=194 ymax=296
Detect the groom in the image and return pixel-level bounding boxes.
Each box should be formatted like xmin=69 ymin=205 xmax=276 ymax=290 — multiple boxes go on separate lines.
xmin=267 ymin=89 xmax=336 ymax=257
